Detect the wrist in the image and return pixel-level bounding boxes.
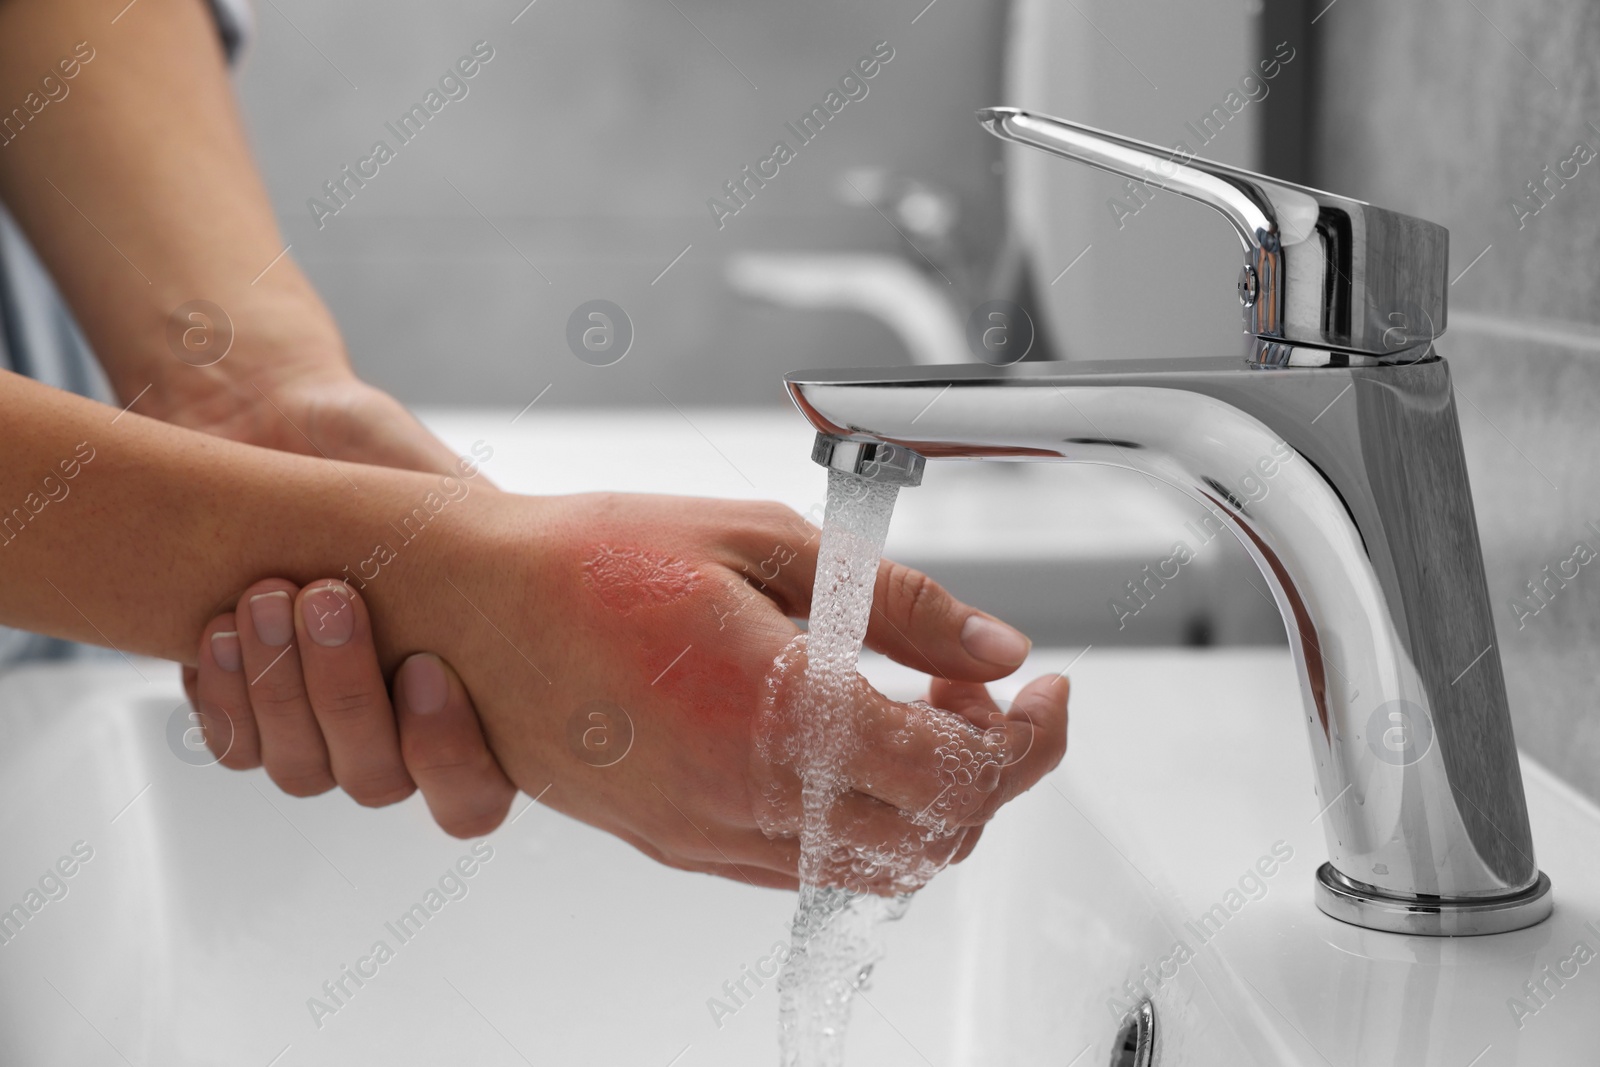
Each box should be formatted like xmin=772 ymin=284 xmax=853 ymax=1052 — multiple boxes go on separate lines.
xmin=110 ymin=275 xmax=352 ymax=426
xmin=322 ymin=454 xmax=525 ymax=672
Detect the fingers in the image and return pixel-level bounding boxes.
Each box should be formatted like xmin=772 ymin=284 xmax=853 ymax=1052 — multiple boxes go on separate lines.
xmin=865 ymin=560 xmax=1031 ymax=682
xmin=192 ymin=614 xmax=261 ymax=769
xmin=293 ymin=581 xmax=416 ymax=807
xmin=195 ymin=579 xmax=503 ymax=840
xmin=979 ymin=673 xmax=1070 ymax=814
xmin=839 ymin=674 xmax=1065 ymax=831
xmin=750 ymin=649 xmax=1065 ymax=892
xmin=950 ymin=825 xmax=984 ymax=866
xmin=845 ymin=691 xmax=1017 ymax=830
xmin=395 ymin=654 xmax=515 ymax=838
xmin=925 ymin=677 xmax=1007 ymax=731
xmin=181 ymin=665 xmax=198 ymax=710
xmin=652 ymin=801 xmax=965 ymax=895
xmin=755 ymin=640 xmax=1022 ymax=834
xmin=234 ymin=579 xmax=336 ymax=796
xmin=734 ymin=503 xmax=1032 ymax=683
xmin=810 ymin=791 xmax=972 ymax=894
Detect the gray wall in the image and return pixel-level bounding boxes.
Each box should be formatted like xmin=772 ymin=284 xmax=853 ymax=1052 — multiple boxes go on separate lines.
xmin=1315 ymin=0 xmax=1600 ymax=801
xmin=234 ymin=0 xmax=1008 ymax=406
xmin=1005 ymin=0 xmax=1266 ymax=366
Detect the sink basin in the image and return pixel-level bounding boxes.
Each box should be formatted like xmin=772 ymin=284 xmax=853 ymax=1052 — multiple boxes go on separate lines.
xmin=0 ymin=649 xmax=1593 ymax=1064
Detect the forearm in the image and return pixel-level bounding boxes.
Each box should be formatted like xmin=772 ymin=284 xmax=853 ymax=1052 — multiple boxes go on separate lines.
xmin=0 ymin=370 xmax=480 ymax=665
xmin=0 ymin=0 xmax=344 ymax=411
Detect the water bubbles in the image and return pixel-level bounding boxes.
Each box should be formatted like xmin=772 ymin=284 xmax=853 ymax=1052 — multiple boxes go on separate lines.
xmin=756 ymin=469 xmax=1013 ymax=1066
xmin=758 ymin=471 xmax=906 ymax=1067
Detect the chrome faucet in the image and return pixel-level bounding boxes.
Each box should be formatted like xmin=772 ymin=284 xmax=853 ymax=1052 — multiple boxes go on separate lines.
xmin=787 ymin=109 xmax=1552 ymax=936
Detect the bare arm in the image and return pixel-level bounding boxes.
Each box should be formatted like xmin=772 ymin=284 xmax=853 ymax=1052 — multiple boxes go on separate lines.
xmin=0 ymin=0 xmax=457 ymax=471
xmin=0 ymin=368 xmax=1070 ymax=887
xmin=0 ymin=0 xmax=514 ymax=828
xmin=0 ymin=369 xmax=456 ymax=664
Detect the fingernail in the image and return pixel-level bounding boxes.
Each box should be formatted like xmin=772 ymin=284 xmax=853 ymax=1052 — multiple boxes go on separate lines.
xmin=401 ymin=653 xmax=448 ymax=715
xmin=975 ymin=760 xmax=1002 ymax=792
xmin=302 ymin=583 xmax=355 ymax=647
xmin=248 ymin=590 xmax=294 ymax=647
xmin=210 ymin=631 xmax=242 ymax=672
xmin=960 ymin=614 xmax=1031 ymax=668
xmin=1002 ymin=717 xmax=1036 ymax=762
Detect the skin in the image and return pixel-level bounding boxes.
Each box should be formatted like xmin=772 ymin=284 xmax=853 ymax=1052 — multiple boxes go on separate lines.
xmin=0 ymin=0 xmax=1070 ymax=888
xmin=0 ymin=0 xmax=503 ymax=832
xmin=0 ymin=375 xmax=1067 ymax=889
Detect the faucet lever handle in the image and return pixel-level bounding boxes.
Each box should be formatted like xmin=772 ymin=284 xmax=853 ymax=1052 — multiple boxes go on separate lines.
xmin=978 ymin=107 xmax=1449 ymax=363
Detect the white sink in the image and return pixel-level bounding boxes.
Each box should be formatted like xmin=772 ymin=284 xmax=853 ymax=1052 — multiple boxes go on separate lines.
xmin=1 ymin=649 xmax=1594 ymax=1065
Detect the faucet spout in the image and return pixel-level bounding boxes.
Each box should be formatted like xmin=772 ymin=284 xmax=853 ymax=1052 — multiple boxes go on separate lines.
xmin=787 ymin=356 xmax=1552 ymax=936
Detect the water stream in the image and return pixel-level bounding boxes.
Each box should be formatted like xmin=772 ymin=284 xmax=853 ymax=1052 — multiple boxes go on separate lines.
xmin=756 ymin=468 xmax=1002 ymax=1066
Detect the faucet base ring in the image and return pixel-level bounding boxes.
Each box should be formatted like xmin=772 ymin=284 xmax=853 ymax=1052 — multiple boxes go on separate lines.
xmin=1314 ymin=863 xmax=1553 ymax=937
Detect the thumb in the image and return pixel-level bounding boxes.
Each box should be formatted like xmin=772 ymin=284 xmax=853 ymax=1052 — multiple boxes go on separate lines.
xmin=864 ymin=559 xmax=1032 ymax=682
xmin=395 ymin=653 xmax=516 ymax=838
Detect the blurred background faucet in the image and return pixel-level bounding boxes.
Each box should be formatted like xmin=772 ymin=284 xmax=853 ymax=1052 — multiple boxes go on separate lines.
xmin=727 ymin=166 xmax=1053 ymax=365
xmin=788 ymin=110 xmax=1554 ymax=937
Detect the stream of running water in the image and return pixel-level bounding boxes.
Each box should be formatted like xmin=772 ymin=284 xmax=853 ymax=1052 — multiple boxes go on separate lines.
xmin=756 ymin=468 xmax=1005 ymax=1067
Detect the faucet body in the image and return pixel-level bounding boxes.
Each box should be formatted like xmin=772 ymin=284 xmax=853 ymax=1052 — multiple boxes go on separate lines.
xmin=788 ymin=355 xmax=1552 ymax=935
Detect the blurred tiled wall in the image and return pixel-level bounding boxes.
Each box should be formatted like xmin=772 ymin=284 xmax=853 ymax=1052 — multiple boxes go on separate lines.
xmin=235 ymin=0 xmax=1008 ymax=406
xmin=1005 ymin=0 xmax=1266 ymax=366
xmin=1315 ymin=0 xmax=1600 ymax=801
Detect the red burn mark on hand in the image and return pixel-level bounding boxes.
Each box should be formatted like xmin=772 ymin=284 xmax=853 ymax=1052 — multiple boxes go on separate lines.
xmin=582 ymin=545 xmax=701 ymax=614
